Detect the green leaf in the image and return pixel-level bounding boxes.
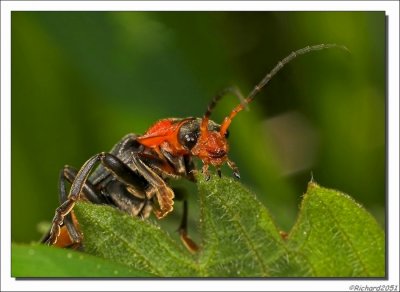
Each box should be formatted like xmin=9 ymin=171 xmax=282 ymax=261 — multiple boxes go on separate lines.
xmin=196 ymin=174 xmax=307 ymax=277
xmin=287 ymin=181 xmax=385 ymax=277
xmin=73 ymin=202 xmax=198 ymax=277
xmin=11 ymin=243 xmax=154 ymax=277
xmin=24 ymin=177 xmax=383 ymax=277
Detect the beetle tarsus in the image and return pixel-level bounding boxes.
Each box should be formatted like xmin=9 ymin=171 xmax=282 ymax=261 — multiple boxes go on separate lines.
xmin=201 ymin=164 xmax=210 ymax=181
xmin=179 ymin=229 xmax=199 ymax=254
xmin=176 ymin=199 xmax=199 ymax=253
xmin=226 ymin=159 xmax=240 ymax=179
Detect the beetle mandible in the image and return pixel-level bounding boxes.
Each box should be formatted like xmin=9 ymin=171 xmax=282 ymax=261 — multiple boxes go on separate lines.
xmin=42 ymin=43 xmax=347 ymax=252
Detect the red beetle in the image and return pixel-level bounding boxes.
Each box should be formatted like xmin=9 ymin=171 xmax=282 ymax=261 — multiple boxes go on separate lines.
xmin=42 ymin=44 xmax=346 ymax=252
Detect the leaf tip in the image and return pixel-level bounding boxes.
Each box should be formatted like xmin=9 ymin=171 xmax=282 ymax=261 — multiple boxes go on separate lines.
xmin=307 ymin=180 xmax=320 ymax=190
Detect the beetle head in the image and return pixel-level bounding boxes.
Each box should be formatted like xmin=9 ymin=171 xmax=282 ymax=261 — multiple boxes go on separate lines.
xmin=190 ymin=120 xmax=229 ymax=166
xmin=181 ymin=100 xmax=246 ymax=179
xmin=177 ymin=117 xmax=234 ymax=178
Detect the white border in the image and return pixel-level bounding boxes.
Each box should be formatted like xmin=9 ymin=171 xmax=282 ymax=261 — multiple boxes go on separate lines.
xmin=1 ymin=0 xmax=399 ymax=11
xmin=1 ymin=1 xmax=399 ymax=291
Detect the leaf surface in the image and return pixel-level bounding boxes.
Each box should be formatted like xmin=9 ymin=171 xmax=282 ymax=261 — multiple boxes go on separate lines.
xmin=11 ymin=243 xmax=154 ymax=277
xmin=14 ymin=178 xmax=384 ymax=277
xmin=287 ymin=182 xmax=385 ymax=277
xmin=196 ymin=174 xmax=307 ymax=277
xmin=74 ymin=202 xmax=198 ymax=277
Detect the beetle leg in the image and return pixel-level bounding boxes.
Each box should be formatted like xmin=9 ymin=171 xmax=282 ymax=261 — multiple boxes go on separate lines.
xmin=160 ymin=148 xmax=187 ymax=175
xmin=90 ymin=152 xmax=170 ymax=218
xmin=173 ymin=188 xmax=199 ymax=253
xmin=56 ymin=166 xmax=81 ymax=245
xmin=179 ymin=200 xmax=199 ymax=253
xmin=138 ymin=151 xmax=196 ymax=183
xmin=137 ymin=152 xmax=179 ymax=179
xmin=227 ymin=159 xmax=240 ymax=179
xmin=45 ymin=154 xmax=103 ymax=245
xmin=201 ymin=164 xmax=210 ymax=181
xmin=132 ymin=155 xmax=174 ymax=219
xmin=46 ymin=152 xmax=149 ymax=245
xmin=53 ymin=166 xmax=104 ymax=246
xmin=62 ymin=166 xmax=105 ymax=204
xmin=105 ymin=180 xmax=151 ymax=218
xmin=217 ymin=168 xmax=222 ymax=178
xmin=184 ymin=155 xmax=197 ymax=182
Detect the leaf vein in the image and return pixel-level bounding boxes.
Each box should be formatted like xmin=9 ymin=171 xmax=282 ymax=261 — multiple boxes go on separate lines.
xmin=315 ymin=192 xmax=370 ymax=275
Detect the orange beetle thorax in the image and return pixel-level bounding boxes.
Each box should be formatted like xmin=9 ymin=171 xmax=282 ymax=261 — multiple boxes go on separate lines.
xmin=137 ymin=119 xmax=190 ymax=155
xmin=191 ymin=130 xmax=229 ymax=166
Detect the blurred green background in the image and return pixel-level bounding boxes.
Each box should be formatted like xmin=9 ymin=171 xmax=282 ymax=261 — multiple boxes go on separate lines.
xmin=12 ymin=12 xmax=385 ymax=244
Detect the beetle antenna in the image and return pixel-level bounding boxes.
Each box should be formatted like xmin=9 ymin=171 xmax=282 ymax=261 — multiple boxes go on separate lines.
xmin=219 ymin=43 xmax=349 ymax=136
xmin=200 ymin=86 xmax=247 ymax=134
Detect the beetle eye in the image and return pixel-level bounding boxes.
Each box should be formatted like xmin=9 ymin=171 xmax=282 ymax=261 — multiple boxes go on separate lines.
xmin=178 ymin=121 xmax=200 ymax=150
xmin=183 ymin=133 xmax=198 ymax=149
